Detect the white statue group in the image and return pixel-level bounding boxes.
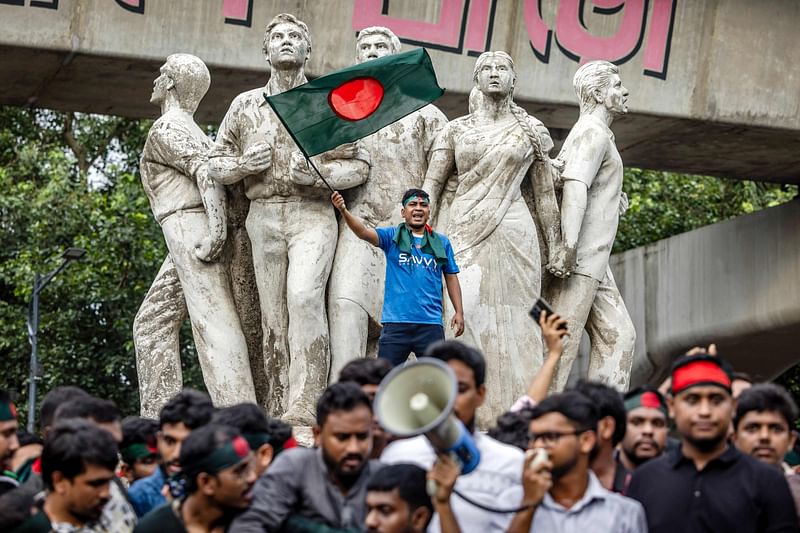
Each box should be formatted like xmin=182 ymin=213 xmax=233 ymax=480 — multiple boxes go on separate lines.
xmin=133 ymin=13 xmax=636 ymax=426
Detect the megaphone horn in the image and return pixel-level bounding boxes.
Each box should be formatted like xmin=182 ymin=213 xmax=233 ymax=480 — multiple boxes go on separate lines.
xmin=375 ymin=357 xmax=480 ymax=475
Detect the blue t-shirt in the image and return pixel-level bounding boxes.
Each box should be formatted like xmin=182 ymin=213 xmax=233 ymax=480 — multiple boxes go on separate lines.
xmin=376 ymin=226 xmax=459 ymax=325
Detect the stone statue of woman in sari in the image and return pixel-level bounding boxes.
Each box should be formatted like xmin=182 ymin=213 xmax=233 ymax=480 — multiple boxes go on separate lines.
xmin=423 ymin=51 xmax=561 ymax=426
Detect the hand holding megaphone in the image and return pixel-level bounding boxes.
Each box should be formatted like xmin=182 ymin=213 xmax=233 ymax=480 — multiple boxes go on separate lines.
xmin=427 ymin=454 xmax=460 ymax=504
xmin=521 ymin=448 xmax=553 ymax=507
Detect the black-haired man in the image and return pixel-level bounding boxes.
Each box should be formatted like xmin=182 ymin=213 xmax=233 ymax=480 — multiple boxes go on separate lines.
xmin=120 ymin=417 xmax=160 ymax=485
xmin=129 ymin=389 xmax=215 ymax=517
xmin=339 ymin=357 xmax=394 ymax=458
xmin=628 ymin=354 xmax=799 ymax=532
xmin=332 ymin=188 xmax=464 ymax=366
xmin=365 ymin=461 xmax=460 ymax=533
xmin=231 ymin=382 xmax=382 ymax=532
xmin=618 ymin=386 xmax=669 ymax=476
xmin=572 ymin=380 xmax=627 ymax=491
xmin=212 ymin=403 xmax=295 ymax=477
xmin=0 ymin=390 xmax=19 ymax=496
xmin=135 ymin=424 xmax=256 ymax=533
xmin=498 ymin=391 xmax=646 ymax=532
xmin=733 ymin=383 xmax=800 ymax=522
xmin=31 ymin=419 xmax=120 ymax=532
xmin=381 ymin=340 xmax=524 ymax=532
xmin=56 ymin=396 xmax=124 ymax=443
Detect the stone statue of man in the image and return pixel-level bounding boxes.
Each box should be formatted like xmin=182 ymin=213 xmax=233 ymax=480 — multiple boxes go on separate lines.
xmin=545 ymin=60 xmax=636 ymax=391
xmin=134 ymin=53 xmax=256 ymax=417
xmin=327 ymin=26 xmax=448 ymax=379
xmin=208 ymin=14 xmax=370 ymax=425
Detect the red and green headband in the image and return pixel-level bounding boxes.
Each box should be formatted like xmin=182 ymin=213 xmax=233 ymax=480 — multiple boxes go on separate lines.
xmin=671 ymin=355 xmax=732 ymax=395
xmin=120 ymin=441 xmax=158 ymax=465
xmin=624 ymin=389 xmax=668 ymax=417
xmin=183 ymin=435 xmax=251 ymax=476
xmin=0 ymin=400 xmax=17 ymax=422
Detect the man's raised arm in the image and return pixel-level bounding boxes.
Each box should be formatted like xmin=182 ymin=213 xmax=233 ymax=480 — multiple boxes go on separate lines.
xmin=330 ymin=191 xmax=379 ymax=247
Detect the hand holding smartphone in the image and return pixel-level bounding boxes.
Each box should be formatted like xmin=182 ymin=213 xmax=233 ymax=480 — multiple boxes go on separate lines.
xmin=529 ymin=298 xmax=567 ymax=330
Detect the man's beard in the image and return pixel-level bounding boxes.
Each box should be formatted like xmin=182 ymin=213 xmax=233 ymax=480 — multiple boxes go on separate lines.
xmin=622 ymin=442 xmax=663 ymax=467
xmin=322 ymin=447 xmax=366 ymax=489
xmin=685 ymin=430 xmax=727 ymax=453
xmin=551 ymin=452 xmax=579 ymax=481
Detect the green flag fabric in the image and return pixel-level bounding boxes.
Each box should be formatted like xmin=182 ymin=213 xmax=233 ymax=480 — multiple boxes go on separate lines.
xmin=265 ymin=48 xmax=444 ymax=157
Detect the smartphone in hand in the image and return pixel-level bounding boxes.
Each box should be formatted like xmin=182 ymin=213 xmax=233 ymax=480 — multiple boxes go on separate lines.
xmin=529 ymin=298 xmax=567 ymax=330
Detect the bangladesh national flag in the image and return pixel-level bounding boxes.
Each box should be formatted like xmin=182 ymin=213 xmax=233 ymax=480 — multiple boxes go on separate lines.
xmin=265 ymin=48 xmax=444 ymax=157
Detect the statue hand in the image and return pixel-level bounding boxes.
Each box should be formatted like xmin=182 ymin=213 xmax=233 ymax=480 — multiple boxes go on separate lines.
xmin=619 ymin=192 xmax=629 ymax=215
xmin=195 ymin=235 xmax=225 ymax=263
xmin=549 ymin=157 xmax=565 ymax=174
xmin=546 ymin=245 xmax=577 ymax=279
xmin=320 ymin=142 xmax=358 ymax=161
xmin=289 ymin=151 xmax=317 ymax=185
xmin=239 ymin=142 xmax=272 ymax=174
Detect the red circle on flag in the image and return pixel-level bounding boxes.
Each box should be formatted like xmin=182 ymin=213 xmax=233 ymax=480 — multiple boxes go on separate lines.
xmin=328 ymin=77 xmax=384 ymax=121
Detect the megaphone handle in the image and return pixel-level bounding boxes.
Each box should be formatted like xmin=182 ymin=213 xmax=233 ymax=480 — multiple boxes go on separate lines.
xmin=427 ymin=452 xmax=464 ymax=498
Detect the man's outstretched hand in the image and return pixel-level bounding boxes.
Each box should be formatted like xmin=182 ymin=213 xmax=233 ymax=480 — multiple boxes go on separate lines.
xmin=331 ymin=191 xmax=346 ymax=212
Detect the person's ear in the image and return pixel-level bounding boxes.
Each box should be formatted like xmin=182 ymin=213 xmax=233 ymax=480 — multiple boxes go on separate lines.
xmin=258 ymin=443 xmax=274 ymax=472
xmin=476 ymin=383 xmax=487 ymax=407
xmin=580 ymin=430 xmax=597 ymax=454
xmin=410 ymin=506 xmax=432 ymax=532
xmin=600 ymin=416 xmax=615 ymax=442
xmin=789 ymin=430 xmax=797 ymax=450
xmin=52 ymin=471 xmax=69 ymax=495
xmin=667 ymin=395 xmax=676 ymax=419
xmin=198 ymin=472 xmax=216 ymax=496
xmin=313 ymin=425 xmax=322 ymax=447
xmin=593 ymin=88 xmax=604 ymax=104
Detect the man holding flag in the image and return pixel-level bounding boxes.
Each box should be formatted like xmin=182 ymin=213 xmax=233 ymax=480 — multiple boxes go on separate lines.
xmin=327 ymin=27 xmax=449 ymax=380
xmin=208 ymin=14 xmax=370 ymax=425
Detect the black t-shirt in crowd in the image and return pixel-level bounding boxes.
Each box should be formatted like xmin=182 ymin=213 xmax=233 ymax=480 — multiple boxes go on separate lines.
xmin=134 ymin=502 xmax=187 ymax=533
xmin=627 ymin=443 xmax=800 ymax=533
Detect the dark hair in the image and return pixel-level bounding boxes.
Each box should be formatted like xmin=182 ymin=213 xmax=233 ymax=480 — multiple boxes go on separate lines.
xmin=338 ymin=358 xmax=393 ymax=387
xmin=529 ymin=391 xmax=599 ymax=433
xmin=401 ymin=188 xmax=430 ymax=205
xmin=266 ymin=418 xmax=294 ymax=454
xmin=572 ymin=380 xmax=626 ymax=445
xmin=488 ymin=408 xmax=536 ymax=450
xmin=55 ymin=396 xmax=120 ymax=425
xmin=211 ymin=404 xmax=292 ymax=453
xmin=367 ymin=463 xmax=433 ymax=520
xmin=121 ymin=416 xmax=159 ymax=449
xmin=316 ymin=382 xmax=372 ymax=426
xmin=39 ymin=386 xmax=90 ymax=430
xmin=732 ymin=372 xmax=754 ymax=384
xmin=734 ymin=383 xmax=799 ymax=430
xmin=41 ymin=419 xmax=119 ymax=490
xmin=180 ymin=424 xmax=241 ymax=494
xmin=424 ymin=340 xmax=486 ymax=387
xmin=0 ymin=389 xmax=11 ymax=405
xmin=17 ymin=431 xmax=43 ymax=448
xmin=159 ymin=389 xmax=215 ymax=429
xmin=0 ymin=485 xmax=38 ymax=531
xmin=212 ymin=403 xmax=269 ymax=435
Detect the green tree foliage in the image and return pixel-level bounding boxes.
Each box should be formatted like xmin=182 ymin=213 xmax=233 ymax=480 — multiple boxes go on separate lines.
xmin=616 ymin=168 xmax=797 ymax=253
xmin=0 ymin=106 xmax=205 ymax=426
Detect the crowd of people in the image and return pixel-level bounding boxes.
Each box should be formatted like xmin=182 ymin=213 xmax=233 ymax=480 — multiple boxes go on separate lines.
xmin=1 ymin=314 xmax=799 ymax=533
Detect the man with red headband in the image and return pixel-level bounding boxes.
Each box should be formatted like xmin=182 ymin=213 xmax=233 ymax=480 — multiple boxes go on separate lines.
xmin=135 ymin=424 xmax=257 ymax=533
xmin=0 ymin=390 xmax=20 ymax=496
xmin=617 ymin=387 xmax=670 ymax=487
xmin=627 ymin=354 xmax=799 ymax=533
xmin=331 ymin=188 xmax=464 ymax=366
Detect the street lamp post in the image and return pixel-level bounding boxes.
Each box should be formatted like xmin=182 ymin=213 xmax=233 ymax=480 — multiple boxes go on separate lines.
xmin=26 ymin=247 xmax=87 ymax=432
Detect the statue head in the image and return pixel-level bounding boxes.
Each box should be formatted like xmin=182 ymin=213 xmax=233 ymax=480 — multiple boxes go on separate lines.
xmin=573 ymin=60 xmax=628 ymax=116
xmin=262 ymin=13 xmax=312 ymax=71
xmin=355 ymin=26 xmax=401 ymax=63
xmin=150 ymin=53 xmax=210 ymax=112
xmin=472 ymin=51 xmax=516 ymax=100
